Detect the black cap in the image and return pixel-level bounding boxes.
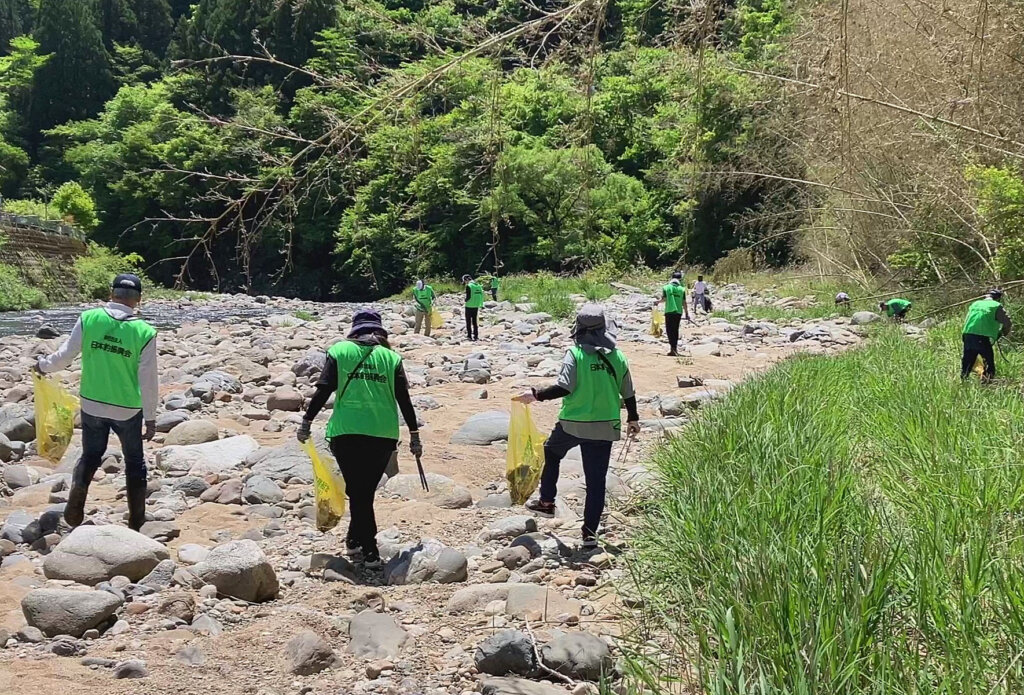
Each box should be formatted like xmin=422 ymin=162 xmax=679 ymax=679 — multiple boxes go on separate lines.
xmin=672 ymin=271 xmax=683 ymax=279
xmin=989 ymin=288 xmax=1004 ymax=301
xmin=112 ymin=274 xmax=143 ymax=293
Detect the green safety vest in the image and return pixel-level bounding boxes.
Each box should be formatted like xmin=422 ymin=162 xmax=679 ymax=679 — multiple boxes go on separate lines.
xmin=663 ymin=284 xmax=685 ymax=315
xmin=466 ymin=282 xmax=485 ymax=308
xmin=491 ymin=277 xmax=501 ymax=289
xmin=886 ymin=298 xmax=911 ymax=316
xmin=326 ymin=341 xmax=402 ymax=440
xmin=412 ymin=286 xmax=434 ymax=312
xmin=963 ymin=299 xmax=1003 ymax=342
xmin=79 ymin=307 xmax=156 ymax=409
xmin=558 ymin=347 xmax=628 ymax=427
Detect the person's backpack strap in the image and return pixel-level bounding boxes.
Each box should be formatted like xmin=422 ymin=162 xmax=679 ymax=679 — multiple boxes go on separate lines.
xmin=337 ymin=346 xmax=376 ymax=401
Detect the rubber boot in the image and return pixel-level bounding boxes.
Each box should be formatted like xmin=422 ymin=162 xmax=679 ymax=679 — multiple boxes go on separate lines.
xmin=127 ymin=478 xmax=149 ymax=532
xmin=64 ymin=485 xmax=89 ymax=528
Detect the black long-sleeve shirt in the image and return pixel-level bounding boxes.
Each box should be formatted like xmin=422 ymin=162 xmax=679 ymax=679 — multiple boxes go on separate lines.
xmin=303 ymin=338 xmax=418 ymax=437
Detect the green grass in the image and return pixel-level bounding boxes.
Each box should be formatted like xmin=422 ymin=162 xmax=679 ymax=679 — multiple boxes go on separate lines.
xmin=293 ymin=309 xmax=320 ymax=322
xmin=0 ymin=262 xmax=46 ymax=311
xmin=502 ymin=272 xmax=616 ymax=318
xmin=623 ymin=321 xmax=1024 ymax=694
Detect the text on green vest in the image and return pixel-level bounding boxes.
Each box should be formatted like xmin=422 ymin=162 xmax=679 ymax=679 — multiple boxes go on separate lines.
xmin=558 ymin=347 xmax=628 ymax=425
xmin=80 ymin=307 xmax=156 ymax=409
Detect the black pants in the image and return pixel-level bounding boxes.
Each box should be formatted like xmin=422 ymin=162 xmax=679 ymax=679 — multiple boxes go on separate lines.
xmin=77 ymin=411 xmax=146 ymax=488
xmin=465 ymin=307 xmax=479 ymax=340
xmin=539 ymin=423 xmax=613 ymax=539
xmin=961 ymin=333 xmax=996 ymax=380
xmin=665 ymin=312 xmax=682 ymax=353
xmin=329 ymin=434 xmax=395 ymax=553
xmin=490 ymin=289 xmax=498 ymax=302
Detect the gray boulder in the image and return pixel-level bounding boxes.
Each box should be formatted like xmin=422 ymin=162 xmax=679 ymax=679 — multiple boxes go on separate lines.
xmin=474 ymin=630 xmax=538 ymax=677
xmin=451 ymin=411 xmax=510 ymax=445
xmin=286 ymin=630 xmax=338 ymax=675
xmin=852 ymin=311 xmax=882 ymax=325
xmin=0 ymin=509 xmax=35 ymax=543
xmin=138 ymin=558 xmax=177 ymax=590
xmin=540 ymin=631 xmax=614 ymax=681
xmin=480 ymin=516 xmax=538 ymax=542
xmin=242 ymin=475 xmax=284 ymax=504
xmin=348 ymin=610 xmax=407 ymax=659
xmin=245 ymin=441 xmax=315 ymax=483
xmin=0 ymin=433 xmax=16 ymax=462
xmin=22 ymin=589 xmax=123 ymax=637
xmin=44 ymin=526 xmax=170 ymax=585
xmin=481 ymin=678 xmax=566 ymax=695
xmin=383 ymin=473 xmax=472 ymax=509
xmin=155 ymin=411 xmax=189 ymax=433
xmin=292 ymin=349 xmax=327 ymax=378
xmin=154 ymin=436 xmax=259 ymax=476
xmin=267 ymin=388 xmax=303 ymax=411
xmin=0 ymin=415 xmax=34 ymax=443
xmin=195 ymin=370 xmax=243 ymax=394
xmin=384 ymin=539 xmax=468 ymax=585
xmin=173 ymin=476 xmax=210 ymax=498
xmin=164 ymin=420 xmax=219 ymax=446
xmin=3 ymin=464 xmax=40 ymax=489
xmin=193 ymin=539 xmax=279 ymax=602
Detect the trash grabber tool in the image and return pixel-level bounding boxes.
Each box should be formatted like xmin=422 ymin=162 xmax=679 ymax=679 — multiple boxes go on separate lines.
xmin=416 ymin=454 xmax=429 ymax=492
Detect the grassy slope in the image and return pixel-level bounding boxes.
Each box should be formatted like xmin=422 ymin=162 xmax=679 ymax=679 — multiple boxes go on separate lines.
xmin=625 ymin=321 xmax=1024 ymax=694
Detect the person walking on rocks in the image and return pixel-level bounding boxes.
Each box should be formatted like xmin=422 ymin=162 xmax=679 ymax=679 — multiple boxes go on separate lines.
xmin=660 ymin=271 xmax=691 ymax=356
xmin=411 ymin=279 xmax=436 ymax=337
xmin=880 ymin=298 xmax=912 ymax=322
xmin=36 ymin=274 xmax=158 ymax=531
xmin=297 ymin=309 xmax=422 ymax=567
xmin=514 ymin=304 xmax=640 ymax=549
xmin=692 ymin=274 xmax=708 ymax=315
xmin=463 ymin=274 xmax=484 ymax=341
xmin=961 ymin=288 xmax=1012 ymax=382
xmin=489 ymin=275 xmax=501 ymax=302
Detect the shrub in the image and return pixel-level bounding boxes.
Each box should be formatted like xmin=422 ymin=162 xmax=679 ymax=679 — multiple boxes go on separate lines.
xmin=51 ymin=181 xmax=98 ymax=231
xmin=72 ymin=243 xmax=146 ymax=299
xmin=0 ymin=262 xmax=46 ymax=310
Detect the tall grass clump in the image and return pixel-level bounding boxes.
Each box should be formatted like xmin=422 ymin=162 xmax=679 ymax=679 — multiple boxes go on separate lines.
xmin=624 ymin=323 xmax=1024 ymax=694
xmin=503 ymin=272 xmax=615 ymax=318
xmin=0 ymin=262 xmax=46 ymax=311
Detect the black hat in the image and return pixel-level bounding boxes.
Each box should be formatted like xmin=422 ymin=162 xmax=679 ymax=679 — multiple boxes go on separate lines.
xmin=112 ymin=274 xmax=143 ymax=293
xmin=988 ymin=288 xmax=1004 ymax=300
xmin=347 ymin=308 xmax=385 ymax=338
xmin=671 ymin=271 xmax=683 ymax=279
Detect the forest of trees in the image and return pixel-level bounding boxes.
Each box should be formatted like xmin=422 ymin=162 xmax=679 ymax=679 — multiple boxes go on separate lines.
xmin=2 ymin=0 xmax=1022 ymax=299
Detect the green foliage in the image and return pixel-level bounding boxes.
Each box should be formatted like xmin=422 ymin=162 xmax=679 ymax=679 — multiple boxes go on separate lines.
xmin=51 ymin=181 xmax=98 ymax=230
xmin=967 ymin=164 xmax=1024 ymax=280
xmin=30 ymin=0 xmax=116 ymax=136
xmin=293 ymin=309 xmax=320 ymax=322
xmin=626 ymin=323 xmax=1024 ymax=693
xmin=501 ymin=272 xmax=614 ymax=318
xmin=72 ymin=242 xmax=145 ymax=299
xmin=0 ymin=262 xmax=46 ymax=310
xmin=3 ymin=197 xmax=56 ymax=219
xmin=0 ymin=0 xmax=34 ymax=56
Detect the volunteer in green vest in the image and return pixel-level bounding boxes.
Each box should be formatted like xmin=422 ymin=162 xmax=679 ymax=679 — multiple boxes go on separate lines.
xmin=489 ymin=275 xmax=501 ymax=302
xmin=36 ymin=274 xmax=158 ymax=531
xmin=463 ymin=274 xmax=484 ymax=341
xmin=660 ymin=271 xmax=691 ymax=356
xmin=515 ymin=304 xmax=640 ymax=550
xmin=297 ymin=309 xmax=421 ymax=567
xmin=961 ymin=289 xmax=1012 ymax=381
xmin=880 ymin=298 xmax=912 ymax=322
xmin=411 ymin=279 xmax=436 ymax=337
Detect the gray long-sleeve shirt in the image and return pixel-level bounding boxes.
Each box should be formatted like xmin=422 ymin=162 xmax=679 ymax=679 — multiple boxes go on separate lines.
xmin=38 ymin=302 xmax=159 ymax=422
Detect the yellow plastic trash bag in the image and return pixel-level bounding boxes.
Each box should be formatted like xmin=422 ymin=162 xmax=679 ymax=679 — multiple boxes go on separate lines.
xmin=33 ymin=373 xmax=79 ymax=464
xmin=973 ymin=355 xmax=986 ymax=378
xmin=650 ymin=309 xmax=664 ymax=338
xmin=431 ymin=308 xmax=444 ymax=330
xmin=506 ymin=401 xmax=547 ymax=505
xmin=302 ymin=438 xmax=347 ymax=532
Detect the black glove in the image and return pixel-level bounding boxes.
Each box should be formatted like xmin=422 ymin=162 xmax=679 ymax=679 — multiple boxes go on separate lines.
xmin=297 ymin=419 xmax=312 ymax=443
xmin=144 ymin=421 xmax=156 ymax=441
xmin=409 ymin=432 xmax=423 ymax=457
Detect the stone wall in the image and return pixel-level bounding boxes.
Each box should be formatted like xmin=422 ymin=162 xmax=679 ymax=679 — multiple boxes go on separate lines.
xmin=0 ymin=223 xmax=88 ymax=298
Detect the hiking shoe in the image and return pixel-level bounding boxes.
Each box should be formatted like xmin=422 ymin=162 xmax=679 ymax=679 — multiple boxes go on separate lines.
xmin=362 ymin=550 xmax=382 ymax=569
xmin=581 ymin=536 xmax=600 ymax=551
xmin=668 ymin=351 xmax=679 ymax=357
xmin=64 ymin=486 xmax=88 ymax=528
xmin=345 ymin=537 xmax=363 ymax=556
xmin=526 ymin=499 xmax=556 ymax=517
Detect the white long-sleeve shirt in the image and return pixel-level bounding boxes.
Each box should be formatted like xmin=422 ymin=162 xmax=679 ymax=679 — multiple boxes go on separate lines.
xmin=38 ymin=302 xmax=159 ymax=422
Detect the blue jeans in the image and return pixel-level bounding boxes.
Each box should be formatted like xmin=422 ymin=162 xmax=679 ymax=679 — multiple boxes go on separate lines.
xmin=75 ymin=411 xmax=146 ymax=488
xmin=539 ymin=423 xmax=613 ymax=538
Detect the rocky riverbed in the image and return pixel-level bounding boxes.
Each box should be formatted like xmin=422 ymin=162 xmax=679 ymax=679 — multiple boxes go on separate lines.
xmin=0 ymin=283 xmax=875 ymax=695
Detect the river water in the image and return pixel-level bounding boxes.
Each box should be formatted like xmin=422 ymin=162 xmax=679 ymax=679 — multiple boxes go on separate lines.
xmin=0 ymin=300 xmax=278 ymax=339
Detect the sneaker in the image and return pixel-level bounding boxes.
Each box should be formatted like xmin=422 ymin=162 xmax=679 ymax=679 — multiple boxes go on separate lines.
xmin=526 ymin=499 xmax=556 ymax=517
xmin=581 ymin=536 xmax=600 ymax=551
xmin=345 ymin=537 xmax=363 ymax=556
xmin=668 ymin=350 xmax=679 ymax=357
xmin=362 ymin=550 xmax=382 ymax=569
